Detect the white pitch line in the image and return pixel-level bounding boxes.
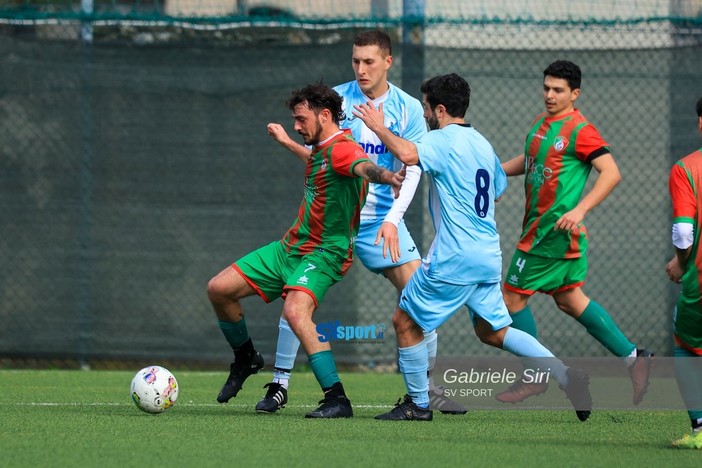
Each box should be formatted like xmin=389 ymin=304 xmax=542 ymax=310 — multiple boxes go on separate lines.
xmin=0 ymin=402 xmax=391 ymax=409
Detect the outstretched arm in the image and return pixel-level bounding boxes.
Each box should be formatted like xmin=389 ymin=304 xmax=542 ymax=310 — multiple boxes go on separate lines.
xmin=352 ymin=102 xmax=419 ymax=166
xmin=502 ymin=154 xmax=526 ymax=176
xmin=353 ymin=162 xmax=405 ymax=200
xmin=554 ymin=153 xmax=621 ymax=231
xmin=267 ymin=123 xmax=311 ymax=162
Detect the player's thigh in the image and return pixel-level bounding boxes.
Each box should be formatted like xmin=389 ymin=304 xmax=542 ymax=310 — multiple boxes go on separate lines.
xmin=466 ymin=282 xmax=512 ymax=331
xmin=674 ymin=298 xmax=702 ymax=345
xmin=505 ymin=250 xmax=587 ymax=295
xmin=355 ymin=218 xmax=421 ymax=275
xmin=207 ymin=264 xmax=255 ymax=299
xmin=284 ymin=250 xmax=344 ymax=308
xmin=384 ymin=259 xmax=421 ymax=292
xmin=399 ymin=269 xmax=465 ymax=332
xmin=233 ymin=241 xmax=290 ymax=302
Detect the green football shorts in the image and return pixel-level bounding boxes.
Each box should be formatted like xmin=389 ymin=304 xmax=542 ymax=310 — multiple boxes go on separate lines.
xmin=233 ymin=241 xmax=344 ymax=307
xmin=503 ymin=249 xmax=588 ymax=295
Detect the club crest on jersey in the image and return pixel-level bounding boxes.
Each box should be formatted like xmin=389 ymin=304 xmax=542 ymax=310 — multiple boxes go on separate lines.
xmin=553 ymin=136 xmax=569 ymax=152
xmin=321 ymin=158 xmax=327 ymax=171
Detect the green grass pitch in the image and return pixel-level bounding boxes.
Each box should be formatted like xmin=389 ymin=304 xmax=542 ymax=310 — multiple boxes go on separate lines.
xmin=0 ymin=369 xmax=699 ymax=467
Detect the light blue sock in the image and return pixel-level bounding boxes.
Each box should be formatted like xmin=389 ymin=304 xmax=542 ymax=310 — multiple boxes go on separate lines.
xmin=398 ymin=341 xmax=429 ymax=408
xmin=502 ymin=327 xmax=568 ymax=387
xmin=273 ymin=317 xmax=299 ymax=382
xmin=424 ymin=330 xmax=438 ymax=387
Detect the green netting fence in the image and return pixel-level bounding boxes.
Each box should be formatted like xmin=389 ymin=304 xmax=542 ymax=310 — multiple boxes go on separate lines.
xmin=1 ymin=1 xmax=701 ymax=370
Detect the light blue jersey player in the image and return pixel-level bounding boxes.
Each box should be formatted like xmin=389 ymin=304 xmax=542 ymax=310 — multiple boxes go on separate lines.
xmin=257 ymin=31 xmax=468 ymax=416
xmin=355 ymin=73 xmax=592 ymax=422
xmin=333 ymin=79 xmax=425 ymax=274
xmin=402 ymin=122 xmax=509 ymax=331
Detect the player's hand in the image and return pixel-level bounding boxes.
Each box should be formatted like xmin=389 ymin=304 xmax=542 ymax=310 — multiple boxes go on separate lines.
xmin=352 ymin=101 xmax=385 ymax=133
xmin=666 ymin=256 xmax=684 ymax=283
xmin=390 ymin=165 xmax=406 ymax=199
xmin=267 ymin=123 xmax=292 ymax=146
xmin=554 ymin=207 xmax=586 ymax=232
xmin=375 ymin=221 xmax=401 ymax=263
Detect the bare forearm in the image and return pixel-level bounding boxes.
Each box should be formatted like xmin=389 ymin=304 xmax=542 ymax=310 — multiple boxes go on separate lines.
xmin=576 ymin=169 xmax=620 ymax=214
xmin=372 ymin=126 xmax=419 ymax=166
xmin=676 ymin=247 xmax=691 ymax=268
xmin=363 ymin=164 xmax=392 ymax=184
xmin=284 ymin=140 xmax=311 ymax=162
xmin=502 ymin=154 xmax=525 ymax=176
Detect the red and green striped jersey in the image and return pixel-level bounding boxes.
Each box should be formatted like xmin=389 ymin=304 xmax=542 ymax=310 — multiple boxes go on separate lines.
xmin=669 ymin=148 xmax=702 ymax=354
xmin=281 ymin=129 xmax=370 ymax=274
xmin=517 ymin=109 xmax=610 ymax=258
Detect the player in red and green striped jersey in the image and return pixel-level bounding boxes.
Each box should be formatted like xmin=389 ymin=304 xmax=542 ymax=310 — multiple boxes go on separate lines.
xmin=206 ymin=82 xmax=404 ymax=419
xmin=498 ymin=60 xmax=653 ymax=405
xmin=666 ymin=96 xmax=702 ymax=449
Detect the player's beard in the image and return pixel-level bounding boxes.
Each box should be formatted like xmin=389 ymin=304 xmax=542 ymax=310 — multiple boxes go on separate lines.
xmin=302 ymin=120 xmax=324 ymax=145
xmin=426 ymin=112 xmax=439 ymax=130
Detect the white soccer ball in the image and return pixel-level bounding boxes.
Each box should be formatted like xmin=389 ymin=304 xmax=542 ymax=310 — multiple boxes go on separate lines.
xmin=130 ymin=365 xmax=179 ymax=414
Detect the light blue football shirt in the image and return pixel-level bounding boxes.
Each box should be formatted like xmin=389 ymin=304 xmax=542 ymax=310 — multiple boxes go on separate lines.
xmin=334 ymin=80 xmax=426 ymax=222
xmin=415 ymin=123 xmax=508 ymax=285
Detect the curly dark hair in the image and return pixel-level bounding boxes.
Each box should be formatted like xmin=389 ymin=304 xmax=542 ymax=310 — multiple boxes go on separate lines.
xmin=287 ymin=82 xmax=346 ymax=124
xmin=420 ymin=73 xmax=471 ymax=118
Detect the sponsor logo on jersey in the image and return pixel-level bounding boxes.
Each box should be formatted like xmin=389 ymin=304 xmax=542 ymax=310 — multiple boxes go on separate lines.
xmin=358 ymin=141 xmax=390 ymax=155
xmin=525 ymin=156 xmax=553 ymax=187
xmin=304 ymin=178 xmax=320 ymax=202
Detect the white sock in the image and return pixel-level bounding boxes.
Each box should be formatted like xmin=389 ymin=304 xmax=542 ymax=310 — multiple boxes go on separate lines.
xmin=273 ymin=377 xmax=289 ymax=389
xmin=623 ymin=348 xmax=638 ymax=368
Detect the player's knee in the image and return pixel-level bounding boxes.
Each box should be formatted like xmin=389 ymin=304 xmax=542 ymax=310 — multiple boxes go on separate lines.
xmin=474 ymin=323 xmax=504 ymax=348
xmin=554 ymin=300 xmax=572 ymax=314
xmin=206 ymin=276 xmax=225 ymax=303
xmin=281 ymin=307 xmax=305 ymax=331
xmin=391 ymin=309 xmax=414 ymax=334
xmin=554 ymin=295 xmax=582 ymax=316
xmin=503 ymin=290 xmax=527 ymax=312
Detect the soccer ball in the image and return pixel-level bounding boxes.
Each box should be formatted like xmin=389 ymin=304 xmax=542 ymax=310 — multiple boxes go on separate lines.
xmin=130 ymin=365 xmax=179 ymax=414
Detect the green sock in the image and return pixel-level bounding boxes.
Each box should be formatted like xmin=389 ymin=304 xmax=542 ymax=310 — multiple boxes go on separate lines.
xmin=576 ymin=301 xmax=635 ymax=357
xmin=309 ymin=350 xmax=340 ymax=389
xmin=218 ymin=318 xmax=249 ymax=350
xmin=509 ymin=305 xmax=538 ymax=339
xmin=674 ymin=346 xmax=702 ymax=420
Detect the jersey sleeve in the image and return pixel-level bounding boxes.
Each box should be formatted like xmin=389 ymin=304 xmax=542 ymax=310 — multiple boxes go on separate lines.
xmin=575 ymin=124 xmax=610 ymax=162
xmin=669 ymin=161 xmax=696 ymax=223
xmin=494 ymin=154 xmax=508 ymax=198
xmin=331 ymin=142 xmax=371 ymax=177
xmin=414 ymin=133 xmax=442 ymax=174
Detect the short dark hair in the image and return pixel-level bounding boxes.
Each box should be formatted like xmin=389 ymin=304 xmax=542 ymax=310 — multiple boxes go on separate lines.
xmin=697 ymin=97 xmax=702 ymax=118
xmin=543 ymin=60 xmax=582 ymax=90
xmin=353 ymin=30 xmax=392 ymax=56
xmin=420 ymin=73 xmax=471 ymax=118
xmin=287 ymin=82 xmax=345 ymax=124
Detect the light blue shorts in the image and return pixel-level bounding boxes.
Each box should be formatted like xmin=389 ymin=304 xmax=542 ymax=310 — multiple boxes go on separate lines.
xmin=354 ymin=218 xmax=421 ymax=274
xmin=399 ymin=264 xmax=512 ymax=332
